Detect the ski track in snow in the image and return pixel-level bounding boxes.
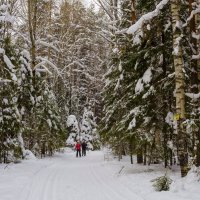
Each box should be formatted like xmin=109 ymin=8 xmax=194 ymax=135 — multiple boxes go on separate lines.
xmin=89 ymin=163 xmax=143 ymax=200
xmin=1 ymin=150 xmax=200 ymax=200
xmin=13 ymin=151 xmax=140 ymax=200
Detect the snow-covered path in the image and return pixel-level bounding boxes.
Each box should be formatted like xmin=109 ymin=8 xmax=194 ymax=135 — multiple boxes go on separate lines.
xmin=1 ymin=150 xmax=200 ymax=200
xmin=16 ymin=151 xmax=142 ymax=200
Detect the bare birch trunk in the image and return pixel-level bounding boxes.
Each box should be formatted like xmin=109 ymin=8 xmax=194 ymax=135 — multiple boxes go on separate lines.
xmin=170 ymin=0 xmax=188 ymax=177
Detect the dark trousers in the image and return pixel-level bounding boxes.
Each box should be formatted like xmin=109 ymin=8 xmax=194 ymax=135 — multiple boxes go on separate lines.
xmin=76 ymin=150 xmax=81 ymax=157
xmin=82 ymin=148 xmax=86 ymax=156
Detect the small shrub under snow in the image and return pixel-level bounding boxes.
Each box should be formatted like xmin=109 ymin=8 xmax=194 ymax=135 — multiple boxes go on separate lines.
xmin=151 ymin=174 xmax=172 ymax=191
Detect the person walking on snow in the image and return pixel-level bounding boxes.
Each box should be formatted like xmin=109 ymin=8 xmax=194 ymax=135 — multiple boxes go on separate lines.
xmin=81 ymin=140 xmax=87 ymax=156
xmin=75 ymin=141 xmax=81 ymax=157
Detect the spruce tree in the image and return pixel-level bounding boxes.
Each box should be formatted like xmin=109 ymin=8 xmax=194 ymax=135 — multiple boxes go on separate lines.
xmin=80 ymin=104 xmax=100 ymax=150
xmin=0 ymin=3 xmax=22 ymax=162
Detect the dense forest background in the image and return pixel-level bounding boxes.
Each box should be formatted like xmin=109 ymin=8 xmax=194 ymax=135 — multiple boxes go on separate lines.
xmin=0 ymin=0 xmax=200 ymax=178
xmin=0 ymin=0 xmax=107 ymax=162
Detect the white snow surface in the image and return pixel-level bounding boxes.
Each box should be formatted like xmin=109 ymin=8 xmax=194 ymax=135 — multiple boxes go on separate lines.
xmin=0 ymin=149 xmax=200 ymax=200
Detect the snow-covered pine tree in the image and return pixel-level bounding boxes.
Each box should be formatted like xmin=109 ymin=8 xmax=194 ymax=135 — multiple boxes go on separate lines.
xmin=184 ymin=0 xmax=200 ymax=167
xmin=100 ymin=0 xmax=199 ymax=176
xmin=49 ymin=0 xmax=72 ymax=122
xmin=100 ymin=0 xmax=157 ymax=161
xmin=52 ymin=0 xmax=88 ymax=117
xmin=195 ymin=0 xmax=200 ymax=167
xmin=101 ymin=0 xmax=178 ymax=166
xmin=15 ymin=0 xmax=66 ymax=158
xmin=125 ymin=0 xmax=176 ymax=166
xmin=51 ymin=0 xmax=106 ymax=122
xmin=80 ymin=104 xmax=100 ymax=150
xmin=18 ymin=50 xmax=35 ymax=154
xmin=98 ymin=0 xmax=130 ymax=158
xmin=66 ymin=115 xmax=80 ymax=147
xmin=34 ymin=79 xmax=65 ymax=156
xmin=0 ymin=3 xmax=22 ymax=162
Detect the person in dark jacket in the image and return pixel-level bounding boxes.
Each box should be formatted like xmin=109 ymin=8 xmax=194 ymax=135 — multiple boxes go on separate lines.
xmin=81 ymin=140 xmax=87 ymax=156
xmin=75 ymin=141 xmax=81 ymax=157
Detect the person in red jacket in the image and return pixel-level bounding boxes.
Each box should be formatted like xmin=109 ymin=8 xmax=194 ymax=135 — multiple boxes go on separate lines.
xmin=75 ymin=141 xmax=81 ymax=157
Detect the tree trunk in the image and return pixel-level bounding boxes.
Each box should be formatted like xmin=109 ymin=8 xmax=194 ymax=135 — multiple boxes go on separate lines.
xmin=17 ymin=131 xmax=26 ymax=159
xmin=162 ymin=30 xmax=168 ymax=168
xmin=131 ymin=0 xmax=136 ymax=23
xmin=28 ymin=0 xmax=37 ymax=69
xmin=189 ymin=0 xmax=200 ymax=166
xmin=130 ymin=154 xmax=133 ymax=164
xmin=129 ymin=137 xmax=134 ymax=164
xmin=69 ymin=65 xmax=72 ymax=114
xmin=113 ymin=0 xmax=118 ymax=20
xmin=143 ymin=143 xmax=147 ymax=165
xmin=137 ymin=147 xmax=143 ymax=164
xmin=195 ymin=0 xmax=200 ymax=167
xmin=196 ymin=132 xmax=200 ymax=166
xmin=196 ymin=1 xmax=200 ymax=88
xmin=48 ymin=0 xmax=52 ymax=60
xmin=163 ymin=130 xmax=168 ymax=168
xmin=189 ymin=0 xmax=198 ymax=93
xmin=170 ymin=0 xmax=188 ymax=177
xmin=118 ymin=143 xmax=122 ymax=161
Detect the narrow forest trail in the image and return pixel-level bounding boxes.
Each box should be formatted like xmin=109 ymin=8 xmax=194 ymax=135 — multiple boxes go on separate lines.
xmin=15 ymin=151 xmax=143 ymax=200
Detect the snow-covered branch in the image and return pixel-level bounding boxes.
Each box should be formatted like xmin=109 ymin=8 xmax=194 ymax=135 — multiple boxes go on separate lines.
xmin=34 ymin=61 xmax=53 ymax=75
xmin=127 ymin=0 xmax=169 ymax=44
xmin=36 ymin=56 xmax=61 ymax=76
xmin=36 ymin=40 xmax=60 ymax=52
xmin=185 ymin=93 xmax=200 ymax=101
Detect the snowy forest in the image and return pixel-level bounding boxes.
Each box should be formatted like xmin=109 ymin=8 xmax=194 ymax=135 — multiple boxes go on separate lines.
xmin=0 ymin=0 xmax=200 ymax=186
xmin=0 ymin=0 xmax=106 ymax=162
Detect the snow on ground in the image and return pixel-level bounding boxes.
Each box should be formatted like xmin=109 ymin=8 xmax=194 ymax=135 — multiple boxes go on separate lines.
xmin=0 ymin=149 xmax=200 ymax=200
